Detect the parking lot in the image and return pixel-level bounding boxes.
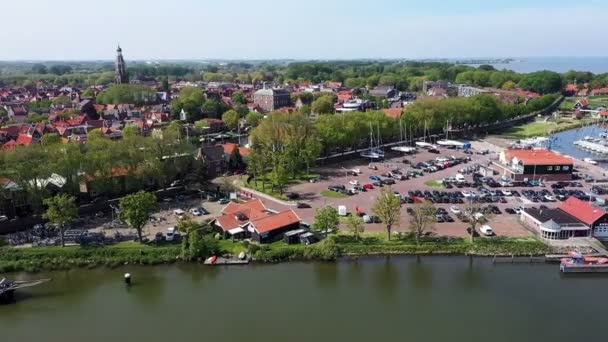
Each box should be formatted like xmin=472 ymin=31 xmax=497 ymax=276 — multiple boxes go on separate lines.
xmin=286 ymin=143 xmax=604 ymax=238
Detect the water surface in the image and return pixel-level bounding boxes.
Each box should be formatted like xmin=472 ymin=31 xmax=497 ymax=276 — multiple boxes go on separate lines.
xmin=1 ymin=257 xmax=606 ymax=342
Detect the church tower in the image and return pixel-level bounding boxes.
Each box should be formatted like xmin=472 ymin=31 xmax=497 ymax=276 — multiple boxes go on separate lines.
xmin=115 ymin=45 xmax=129 ymax=84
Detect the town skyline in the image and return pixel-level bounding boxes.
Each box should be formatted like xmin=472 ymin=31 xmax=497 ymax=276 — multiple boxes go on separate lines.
xmin=2 ymin=0 xmax=608 ymax=60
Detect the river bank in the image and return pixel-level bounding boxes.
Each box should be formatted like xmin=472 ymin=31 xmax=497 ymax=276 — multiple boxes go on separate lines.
xmin=0 ymin=235 xmax=550 ymax=273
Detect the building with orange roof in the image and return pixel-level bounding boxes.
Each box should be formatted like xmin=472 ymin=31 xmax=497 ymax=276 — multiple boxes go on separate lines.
xmin=214 ymin=198 xmax=301 ymax=243
xmin=497 ymin=148 xmax=573 ymax=181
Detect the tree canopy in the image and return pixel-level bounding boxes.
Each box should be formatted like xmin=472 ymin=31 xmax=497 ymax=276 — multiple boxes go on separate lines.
xmin=119 ymin=191 xmax=157 ymax=242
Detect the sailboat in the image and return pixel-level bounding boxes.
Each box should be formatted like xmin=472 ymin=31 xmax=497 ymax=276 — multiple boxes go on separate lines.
xmin=361 ymin=123 xmax=385 ymax=159
xmin=392 ymin=120 xmax=416 ymax=153
xmin=415 ymin=121 xmax=434 ymax=149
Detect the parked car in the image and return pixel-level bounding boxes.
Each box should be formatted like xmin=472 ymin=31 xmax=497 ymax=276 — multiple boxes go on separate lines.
xmin=219 ymin=198 xmax=230 ymax=205
xmin=287 ymin=192 xmax=300 ymax=200
xmin=173 ymin=209 xmax=185 ymax=216
xmin=189 ymin=208 xmax=203 ymax=216
xmin=297 ymin=202 xmax=311 ymax=208
xmin=480 ymin=225 xmax=495 ymax=236
xmin=166 ymin=227 xmax=176 ymax=241
xmin=363 ymin=183 xmax=374 ymax=190
xmin=450 ymin=206 xmax=461 ymax=214
xmin=0 ymin=215 xmax=8 ymax=222
xmin=381 ymin=178 xmax=396 ymax=185
xmin=369 ymin=175 xmax=382 ymax=181
xmin=349 ymin=180 xmax=360 ymax=185
xmin=354 ymin=185 xmax=367 ymax=192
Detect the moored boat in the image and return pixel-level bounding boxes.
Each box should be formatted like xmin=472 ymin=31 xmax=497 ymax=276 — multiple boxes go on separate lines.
xmin=560 ymin=251 xmax=608 ymax=273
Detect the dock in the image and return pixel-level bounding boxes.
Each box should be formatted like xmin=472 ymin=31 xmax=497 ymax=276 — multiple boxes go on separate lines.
xmin=560 ymin=264 xmax=608 ymax=273
xmin=0 ymin=278 xmax=51 ymax=303
xmin=492 ymin=255 xmax=546 ymax=264
xmin=204 ymin=257 xmax=250 ymax=266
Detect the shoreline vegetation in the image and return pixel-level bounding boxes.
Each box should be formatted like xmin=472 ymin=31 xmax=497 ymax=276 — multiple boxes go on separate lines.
xmin=501 ymin=117 xmax=598 ymax=139
xmin=0 ymin=234 xmax=550 ymax=273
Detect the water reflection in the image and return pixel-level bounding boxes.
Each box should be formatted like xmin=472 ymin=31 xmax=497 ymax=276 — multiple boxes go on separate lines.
xmin=128 ymin=270 xmax=165 ymax=307
xmin=374 ymin=256 xmax=399 ymax=300
xmin=456 ymin=256 xmax=484 ymax=290
xmin=407 ymin=256 xmax=433 ymax=291
xmin=314 ymin=262 xmax=338 ymax=289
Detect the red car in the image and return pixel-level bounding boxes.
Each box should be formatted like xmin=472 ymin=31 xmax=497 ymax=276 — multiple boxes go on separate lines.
xmin=363 ymin=183 xmax=374 ymax=190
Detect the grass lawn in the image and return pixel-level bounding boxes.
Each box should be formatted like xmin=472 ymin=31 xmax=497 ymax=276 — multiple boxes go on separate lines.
xmin=244 ymin=173 xmax=320 ymax=201
xmin=321 ymin=190 xmax=349 ymax=198
xmin=502 ymin=118 xmax=594 ymax=139
xmin=424 ymin=180 xmax=443 ymax=188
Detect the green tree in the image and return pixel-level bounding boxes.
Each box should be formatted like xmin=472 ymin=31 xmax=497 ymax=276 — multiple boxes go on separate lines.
xmin=231 ymin=91 xmax=247 ymax=105
xmin=228 ymin=146 xmax=245 ymax=171
xmin=408 ymin=203 xmax=436 ymax=243
xmin=518 ymin=70 xmax=563 ymax=94
xmin=501 ymin=80 xmax=516 ymax=90
xmin=346 ymin=215 xmax=364 ymax=240
xmin=51 ymin=96 xmax=72 ymax=107
xmin=41 ymin=133 xmax=61 ymax=146
xmin=314 ymin=205 xmax=340 ymax=234
xmin=201 ymin=99 xmax=228 ymax=119
xmin=246 ymin=111 xmax=264 ymax=127
xmin=82 ymin=88 xmax=95 ymax=97
xmin=32 ymin=64 xmax=48 ymax=74
xmin=372 ymin=186 xmax=401 ymax=240
xmin=96 ymin=84 xmax=157 ymax=105
xmin=43 ymin=194 xmax=78 ymax=247
xmin=311 ymin=95 xmax=335 ymax=114
xmin=161 ymin=77 xmax=170 ymax=92
xmin=119 ymin=191 xmax=157 ymax=243
xmin=222 ymin=109 xmax=239 ymax=130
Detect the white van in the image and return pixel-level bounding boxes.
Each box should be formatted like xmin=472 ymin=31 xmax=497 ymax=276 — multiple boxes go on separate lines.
xmin=173 ymin=209 xmax=185 ymax=216
xmin=166 ymin=227 xmax=176 ymax=241
xmin=480 ymin=225 xmax=494 ymax=236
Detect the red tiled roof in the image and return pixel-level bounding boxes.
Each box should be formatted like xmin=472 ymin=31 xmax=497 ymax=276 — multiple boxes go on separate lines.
xmin=221 ymin=143 xmax=250 ymax=156
xmin=215 ymin=199 xmax=271 ymax=232
xmin=250 ymin=209 xmax=300 ymax=233
xmin=504 ymin=149 xmax=573 ymax=166
xmin=564 ymin=84 xmax=578 ymax=92
xmin=222 ymin=199 xmax=267 ymax=216
xmin=15 ymin=134 xmax=33 ymax=146
xmin=1 ymin=140 xmax=17 ymax=150
xmin=559 ymin=197 xmax=606 ymax=226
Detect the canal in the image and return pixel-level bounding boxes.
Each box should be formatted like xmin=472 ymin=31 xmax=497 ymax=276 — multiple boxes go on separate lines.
xmin=1 ymin=256 xmax=606 ymax=342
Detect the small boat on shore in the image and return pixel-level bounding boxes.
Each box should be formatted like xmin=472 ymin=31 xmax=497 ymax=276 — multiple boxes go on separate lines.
xmin=204 ymin=255 xmax=250 ymax=266
xmin=560 ymin=251 xmax=608 ymax=273
xmin=584 ymin=157 xmax=598 ymax=165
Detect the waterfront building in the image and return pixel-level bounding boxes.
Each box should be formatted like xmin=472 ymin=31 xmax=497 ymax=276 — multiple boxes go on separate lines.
xmin=521 ymin=197 xmax=608 ymax=240
xmin=496 ymin=149 xmax=573 ymax=181
xmin=521 ymin=207 xmax=590 ymax=240
xmin=559 ymin=197 xmax=608 ymax=240
xmin=214 ymin=199 xmax=302 ymax=243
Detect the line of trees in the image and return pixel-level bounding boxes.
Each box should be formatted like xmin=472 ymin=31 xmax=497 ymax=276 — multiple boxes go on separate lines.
xmin=0 ymin=122 xmax=195 ymax=213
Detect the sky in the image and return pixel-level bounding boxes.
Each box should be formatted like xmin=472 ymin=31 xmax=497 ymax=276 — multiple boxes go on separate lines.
xmin=2 ymin=0 xmax=607 ymax=60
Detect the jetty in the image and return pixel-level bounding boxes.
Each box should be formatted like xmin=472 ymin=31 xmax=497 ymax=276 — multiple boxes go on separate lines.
xmin=204 ymin=256 xmax=250 ymax=266
xmin=0 ymin=278 xmax=51 ymax=303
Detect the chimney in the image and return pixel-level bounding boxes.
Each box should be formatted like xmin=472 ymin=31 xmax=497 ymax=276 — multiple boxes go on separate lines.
xmin=262 ymin=82 xmax=267 ymax=90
